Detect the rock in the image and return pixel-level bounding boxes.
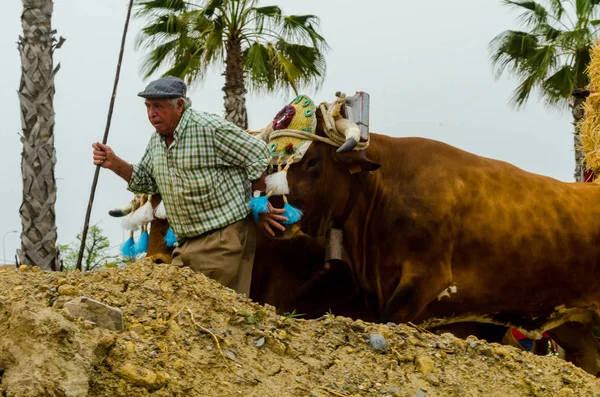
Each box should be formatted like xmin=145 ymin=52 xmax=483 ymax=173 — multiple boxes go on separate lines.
xmin=63 ymin=296 xmax=124 ymax=332
xmin=412 ymin=390 xmax=426 ymax=397
xmin=116 ymin=362 xmax=169 ymax=390
xmin=58 ymin=285 xmax=78 ymax=296
xmin=368 ymin=333 xmax=387 ymax=351
xmin=267 ymin=338 xmax=287 ymax=355
xmin=415 ymin=356 xmax=434 ymax=374
xmin=428 ymin=374 xmax=440 ymax=386
xmin=256 ymin=337 xmax=265 ymax=347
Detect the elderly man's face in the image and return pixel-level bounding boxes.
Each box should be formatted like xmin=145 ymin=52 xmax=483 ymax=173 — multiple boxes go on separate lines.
xmin=145 ymin=98 xmax=184 ymax=136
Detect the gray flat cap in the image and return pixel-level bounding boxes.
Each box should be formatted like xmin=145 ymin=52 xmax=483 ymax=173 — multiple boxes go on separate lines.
xmin=138 ymin=76 xmax=187 ymax=99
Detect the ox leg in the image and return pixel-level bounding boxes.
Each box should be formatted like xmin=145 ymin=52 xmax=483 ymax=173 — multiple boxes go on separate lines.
xmin=146 ymin=194 xmax=174 ymax=264
xmin=379 ymin=258 xmax=452 ymax=324
xmin=548 ymin=322 xmax=600 ymax=377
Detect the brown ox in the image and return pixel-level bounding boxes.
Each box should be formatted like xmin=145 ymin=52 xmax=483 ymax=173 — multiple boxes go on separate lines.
xmin=119 ymin=195 xmax=528 ymax=350
xmin=274 ymin=131 xmax=600 ymax=375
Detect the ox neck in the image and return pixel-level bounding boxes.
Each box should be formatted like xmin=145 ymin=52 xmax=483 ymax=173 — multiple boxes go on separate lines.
xmin=333 ymin=171 xmax=365 ymax=229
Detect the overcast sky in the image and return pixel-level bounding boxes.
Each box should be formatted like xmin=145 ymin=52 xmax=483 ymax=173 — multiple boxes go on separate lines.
xmin=0 ymin=0 xmax=573 ymax=263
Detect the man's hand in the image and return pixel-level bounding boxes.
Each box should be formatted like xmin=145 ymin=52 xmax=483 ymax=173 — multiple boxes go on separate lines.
xmin=258 ymin=202 xmax=288 ymax=237
xmin=92 ymin=142 xmax=117 ymax=169
xmin=92 ymin=142 xmax=134 ymax=182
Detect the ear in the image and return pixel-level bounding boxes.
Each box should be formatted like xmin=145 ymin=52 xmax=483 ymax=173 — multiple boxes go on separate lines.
xmin=332 ymin=150 xmax=381 ymax=174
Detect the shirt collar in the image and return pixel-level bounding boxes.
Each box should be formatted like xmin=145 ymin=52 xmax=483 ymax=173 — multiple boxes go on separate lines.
xmin=157 ymin=107 xmax=192 ymax=143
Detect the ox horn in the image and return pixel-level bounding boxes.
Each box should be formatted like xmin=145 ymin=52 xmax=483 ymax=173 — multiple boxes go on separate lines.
xmin=335 ymin=118 xmax=361 ymax=154
xmin=108 ymin=201 xmax=133 ymax=217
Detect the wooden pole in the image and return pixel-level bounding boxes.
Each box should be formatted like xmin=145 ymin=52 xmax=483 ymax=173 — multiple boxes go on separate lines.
xmin=76 ymin=0 xmax=135 ymax=271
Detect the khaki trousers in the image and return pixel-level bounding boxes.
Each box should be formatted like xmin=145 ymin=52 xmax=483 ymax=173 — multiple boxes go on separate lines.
xmin=171 ymin=216 xmax=256 ymax=296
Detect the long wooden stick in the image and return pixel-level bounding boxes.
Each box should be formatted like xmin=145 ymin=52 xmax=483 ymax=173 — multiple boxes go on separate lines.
xmin=76 ymin=0 xmax=135 ymax=271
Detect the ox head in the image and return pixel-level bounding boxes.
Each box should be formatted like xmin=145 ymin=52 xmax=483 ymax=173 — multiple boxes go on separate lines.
xmin=267 ymin=106 xmax=380 ymax=239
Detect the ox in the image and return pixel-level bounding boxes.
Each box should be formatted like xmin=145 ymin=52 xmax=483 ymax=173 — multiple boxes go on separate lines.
xmin=272 ymin=123 xmax=600 ymax=375
xmin=111 ymin=195 xmax=532 ymax=352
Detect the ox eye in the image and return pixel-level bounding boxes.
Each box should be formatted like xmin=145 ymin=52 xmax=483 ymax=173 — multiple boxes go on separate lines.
xmin=306 ymin=157 xmax=320 ymax=169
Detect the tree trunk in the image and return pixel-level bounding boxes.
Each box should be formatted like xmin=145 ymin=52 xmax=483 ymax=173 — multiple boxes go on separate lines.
xmin=573 ymin=95 xmax=586 ymax=182
xmin=18 ymin=0 xmax=59 ymax=271
xmin=223 ymin=38 xmax=248 ymax=129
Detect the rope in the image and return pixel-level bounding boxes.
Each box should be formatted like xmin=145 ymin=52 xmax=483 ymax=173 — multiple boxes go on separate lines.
xmin=261 ymin=93 xmax=370 ymax=154
xmin=76 ymin=0 xmax=135 ymax=271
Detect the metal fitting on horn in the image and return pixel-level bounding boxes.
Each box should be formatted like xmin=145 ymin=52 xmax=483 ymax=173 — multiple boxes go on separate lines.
xmin=335 ymin=118 xmax=360 ymax=153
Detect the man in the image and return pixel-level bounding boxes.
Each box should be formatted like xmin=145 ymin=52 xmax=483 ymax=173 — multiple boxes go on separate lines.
xmin=92 ymin=76 xmax=286 ymax=295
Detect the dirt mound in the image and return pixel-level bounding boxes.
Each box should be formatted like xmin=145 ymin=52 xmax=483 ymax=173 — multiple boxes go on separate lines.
xmin=0 ymin=261 xmax=598 ymax=397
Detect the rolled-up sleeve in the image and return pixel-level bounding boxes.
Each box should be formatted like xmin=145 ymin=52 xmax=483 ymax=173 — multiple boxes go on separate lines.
xmin=215 ymin=122 xmax=270 ymax=181
xmin=127 ymin=146 xmax=159 ymax=194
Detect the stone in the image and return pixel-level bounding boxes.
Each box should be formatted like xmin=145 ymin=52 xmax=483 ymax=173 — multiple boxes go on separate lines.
xmin=415 ymin=356 xmax=435 ymax=374
xmin=368 ymin=334 xmax=387 ymax=351
xmin=58 ymin=285 xmax=78 ymax=296
xmin=63 ymin=296 xmax=124 ymax=332
xmin=116 ymin=362 xmax=169 ymax=390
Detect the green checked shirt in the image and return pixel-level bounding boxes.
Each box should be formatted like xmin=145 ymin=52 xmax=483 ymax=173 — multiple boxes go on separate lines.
xmin=128 ymin=108 xmax=270 ymax=241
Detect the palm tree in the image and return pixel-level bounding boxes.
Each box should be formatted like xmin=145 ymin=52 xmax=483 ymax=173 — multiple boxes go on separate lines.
xmin=489 ymin=0 xmax=600 ymax=181
xmin=18 ymin=0 xmax=63 ymax=270
xmin=135 ymin=0 xmax=328 ymax=129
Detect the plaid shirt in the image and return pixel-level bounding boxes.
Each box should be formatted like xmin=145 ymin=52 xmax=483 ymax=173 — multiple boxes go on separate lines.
xmin=128 ymin=108 xmax=270 ymax=240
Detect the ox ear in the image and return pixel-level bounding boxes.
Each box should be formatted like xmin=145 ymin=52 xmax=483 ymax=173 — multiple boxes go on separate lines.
xmin=333 ymin=150 xmax=381 ymax=174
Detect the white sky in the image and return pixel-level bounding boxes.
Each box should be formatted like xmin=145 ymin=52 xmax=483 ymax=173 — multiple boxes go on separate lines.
xmin=0 ymin=0 xmax=573 ymax=263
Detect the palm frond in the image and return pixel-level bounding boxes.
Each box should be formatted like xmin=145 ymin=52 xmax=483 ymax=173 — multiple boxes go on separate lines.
xmin=491 ymin=0 xmax=599 ymax=109
xmin=202 ymin=14 xmax=225 ymax=66
xmin=244 ymin=42 xmax=275 ymax=90
xmin=203 ymin=0 xmax=225 ymax=18
xmin=139 ymin=38 xmax=180 ymax=77
xmin=250 ymin=5 xmax=282 ymax=32
xmin=503 ymin=0 xmax=550 ymax=27
xmin=575 ymin=0 xmax=594 ymax=20
xmin=135 ymin=0 xmax=328 ymax=95
xmin=489 ymin=30 xmax=539 ymax=76
xmin=510 ymin=73 xmax=538 ymax=107
xmin=542 ymin=64 xmax=575 ymax=101
xmin=134 ymin=0 xmax=187 ymax=18
xmin=548 ymin=0 xmax=566 ymax=19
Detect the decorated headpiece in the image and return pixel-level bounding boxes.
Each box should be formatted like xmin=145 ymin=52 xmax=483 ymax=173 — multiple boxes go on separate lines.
xmin=267 ymin=94 xmax=317 ymax=165
xmin=249 ymin=95 xmax=320 ymax=225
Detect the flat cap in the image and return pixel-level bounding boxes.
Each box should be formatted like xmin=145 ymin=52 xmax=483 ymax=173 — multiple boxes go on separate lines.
xmin=138 ymin=76 xmax=187 ymax=99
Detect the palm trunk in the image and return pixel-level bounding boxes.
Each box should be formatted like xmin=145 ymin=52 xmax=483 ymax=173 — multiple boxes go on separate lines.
xmin=573 ymin=95 xmax=586 ymax=182
xmin=223 ymin=38 xmax=248 ymax=129
xmin=18 ymin=0 xmax=59 ymax=271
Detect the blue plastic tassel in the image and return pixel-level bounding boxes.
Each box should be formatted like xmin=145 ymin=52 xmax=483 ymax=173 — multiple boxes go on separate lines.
xmin=135 ymin=230 xmax=149 ymax=254
xmin=282 ymin=202 xmax=303 ymax=225
xmin=165 ymin=227 xmax=178 ymax=247
xmin=120 ymin=234 xmax=136 ymax=258
xmin=249 ymin=195 xmax=270 ymax=221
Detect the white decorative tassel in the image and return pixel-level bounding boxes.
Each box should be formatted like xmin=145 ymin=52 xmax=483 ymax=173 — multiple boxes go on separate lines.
xmin=154 ymin=200 xmax=167 ymax=219
xmin=265 ymin=170 xmax=289 ymax=195
xmin=121 ymin=212 xmax=140 ymax=231
xmin=132 ymin=200 xmax=154 ymax=224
